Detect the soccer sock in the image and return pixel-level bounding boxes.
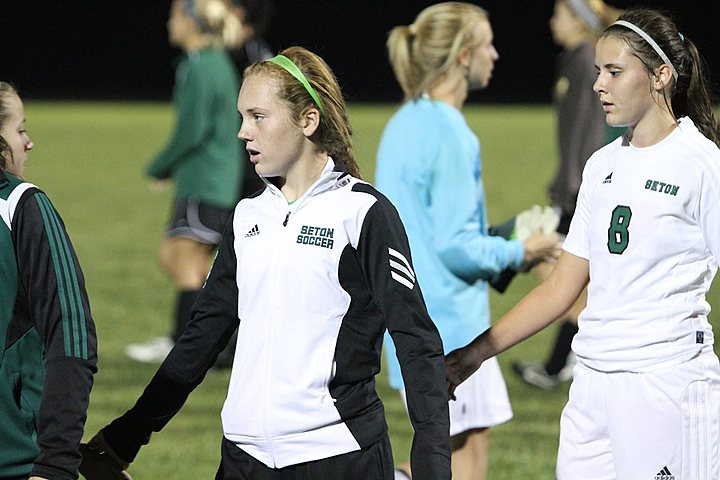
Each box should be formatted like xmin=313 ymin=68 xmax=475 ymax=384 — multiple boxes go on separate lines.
xmin=544 ymin=319 xmax=579 ymax=376
xmin=172 ymin=289 xmax=201 ymax=342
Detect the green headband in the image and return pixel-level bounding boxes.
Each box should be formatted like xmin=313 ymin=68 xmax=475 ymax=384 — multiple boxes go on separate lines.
xmin=268 ymin=54 xmax=326 ymax=116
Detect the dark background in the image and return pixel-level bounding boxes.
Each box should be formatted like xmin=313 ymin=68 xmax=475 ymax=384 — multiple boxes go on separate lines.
xmin=1 ymin=1 xmax=718 ymax=103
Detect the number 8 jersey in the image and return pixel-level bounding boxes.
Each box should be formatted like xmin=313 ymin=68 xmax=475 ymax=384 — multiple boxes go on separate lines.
xmin=563 ymin=117 xmax=720 ymax=372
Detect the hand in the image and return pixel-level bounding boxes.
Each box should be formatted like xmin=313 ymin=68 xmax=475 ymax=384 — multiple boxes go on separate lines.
xmin=79 ymin=430 xmax=133 ymax=480
xmin=445 ymin=345 xmax=484 ymax=401
xmin=150 ymin=178 xmax=171 ymax=193
xmin=522 ymin=231 xmax=560 ymax=267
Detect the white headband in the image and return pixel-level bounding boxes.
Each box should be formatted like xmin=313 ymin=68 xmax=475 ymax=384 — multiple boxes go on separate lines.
xmin=612 ymin=20 xmax=678 ymax=81
xmin=568 ymin=0 xmax=602 ymax=32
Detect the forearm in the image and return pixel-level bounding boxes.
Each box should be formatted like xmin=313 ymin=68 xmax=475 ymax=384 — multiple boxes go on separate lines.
xmin=446 ymin=253 xmax=588 ymax=397
xmin=32 ymin=358 xmax=94 ymax=479
xmin=437 ymin=234 xmax=524 ymax=281
xmin=103 ymin=364 xmax=200 ymax=462
xmin=410 ymin=451 xmax=451 ymax=480
xmin=475 ymin=278 xmax=574 ymax=361
xmin=404 ymin=349 xmax=451 ymax=479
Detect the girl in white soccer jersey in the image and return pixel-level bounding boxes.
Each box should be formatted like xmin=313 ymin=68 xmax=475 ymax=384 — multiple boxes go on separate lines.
xmin=79 ymin=47 xmax=451 ymax=480
xmin=446 ymin=7 xmax=720 ymax=480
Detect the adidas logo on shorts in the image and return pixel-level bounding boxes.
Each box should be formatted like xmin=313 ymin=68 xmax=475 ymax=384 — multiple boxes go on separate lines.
xmin=245 ymin=224 xmax=260 ymax=237
xmin=654 ymin=466 xmax=674 ymax=480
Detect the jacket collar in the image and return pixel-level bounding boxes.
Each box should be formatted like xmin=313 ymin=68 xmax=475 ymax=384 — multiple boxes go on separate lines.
xmin=264 ymin=156 xmax=351 ymax=201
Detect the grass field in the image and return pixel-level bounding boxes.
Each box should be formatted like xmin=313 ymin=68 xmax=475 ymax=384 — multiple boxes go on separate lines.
xmin=22 ymin=101 xmax=720 ymax=479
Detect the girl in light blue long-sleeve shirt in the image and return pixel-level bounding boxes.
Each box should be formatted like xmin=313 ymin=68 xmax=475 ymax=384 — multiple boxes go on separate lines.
xmin=375 ymin=4 xmax=558 ymax=479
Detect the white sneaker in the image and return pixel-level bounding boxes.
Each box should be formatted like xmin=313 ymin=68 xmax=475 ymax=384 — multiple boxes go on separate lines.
xmin=125 ymin=336 xmax=173 ymax=363
xmin=511 ymin=361 xmax=560 ymax=390
xmin=394 ymin=468 xmax=411 ymax=480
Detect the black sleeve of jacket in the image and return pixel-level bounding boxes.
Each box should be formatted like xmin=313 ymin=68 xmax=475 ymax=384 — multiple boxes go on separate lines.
xmin=355 ymin=186 xmax=451 ymax=480
xmin=12 ymin=189 xmax=98 ymax=480
xmin=103 ymin=215 xmax=240 ymax=463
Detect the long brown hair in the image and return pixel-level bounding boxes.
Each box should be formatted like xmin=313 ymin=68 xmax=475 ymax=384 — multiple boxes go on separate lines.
xmin=244 ymin=46 xmax=361 ymax=178
xmin=602 ymin=8 xmax=720 ymax=146
xmin=0 ymin=137 xmax=9 ymax=171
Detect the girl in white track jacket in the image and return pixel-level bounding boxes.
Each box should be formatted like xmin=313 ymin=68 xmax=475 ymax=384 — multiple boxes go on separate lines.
xmin=82 ymin=46 xmax=451 ymax=480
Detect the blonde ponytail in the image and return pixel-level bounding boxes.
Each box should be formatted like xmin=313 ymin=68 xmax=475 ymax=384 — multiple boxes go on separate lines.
xmin=387 ymin=2 xmax=488 ymax=100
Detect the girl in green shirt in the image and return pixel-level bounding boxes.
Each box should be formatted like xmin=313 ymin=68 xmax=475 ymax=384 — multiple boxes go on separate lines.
xmin=126 ymin=0 xmax=244 ymax=363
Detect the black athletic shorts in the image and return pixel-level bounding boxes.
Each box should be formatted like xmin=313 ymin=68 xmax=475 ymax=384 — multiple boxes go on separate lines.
xmin=215 ymin=435 xmax=394 ymax=480
xmin=166 ymin=197 xmax=232 ymax=245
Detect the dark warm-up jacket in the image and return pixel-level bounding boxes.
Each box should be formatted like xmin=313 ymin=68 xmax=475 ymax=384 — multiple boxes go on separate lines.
xmin=146 ymin=47 xmax=241 ymax=209
xmin=0 ymin=170 xmax=97 ymax=479
xmin=104 ymin=158 xmax=451 ymax=480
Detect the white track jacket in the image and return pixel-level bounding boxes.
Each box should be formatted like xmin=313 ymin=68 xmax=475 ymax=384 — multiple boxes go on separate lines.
xmin=104 ymin=159 xmax=451 ymax=479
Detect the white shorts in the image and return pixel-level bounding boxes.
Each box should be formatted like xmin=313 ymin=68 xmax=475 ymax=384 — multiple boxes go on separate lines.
xmin=401 ymin=356 xmax=512 ymax=437
xmin=557 ymin=351 xmax=720 ymax=480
